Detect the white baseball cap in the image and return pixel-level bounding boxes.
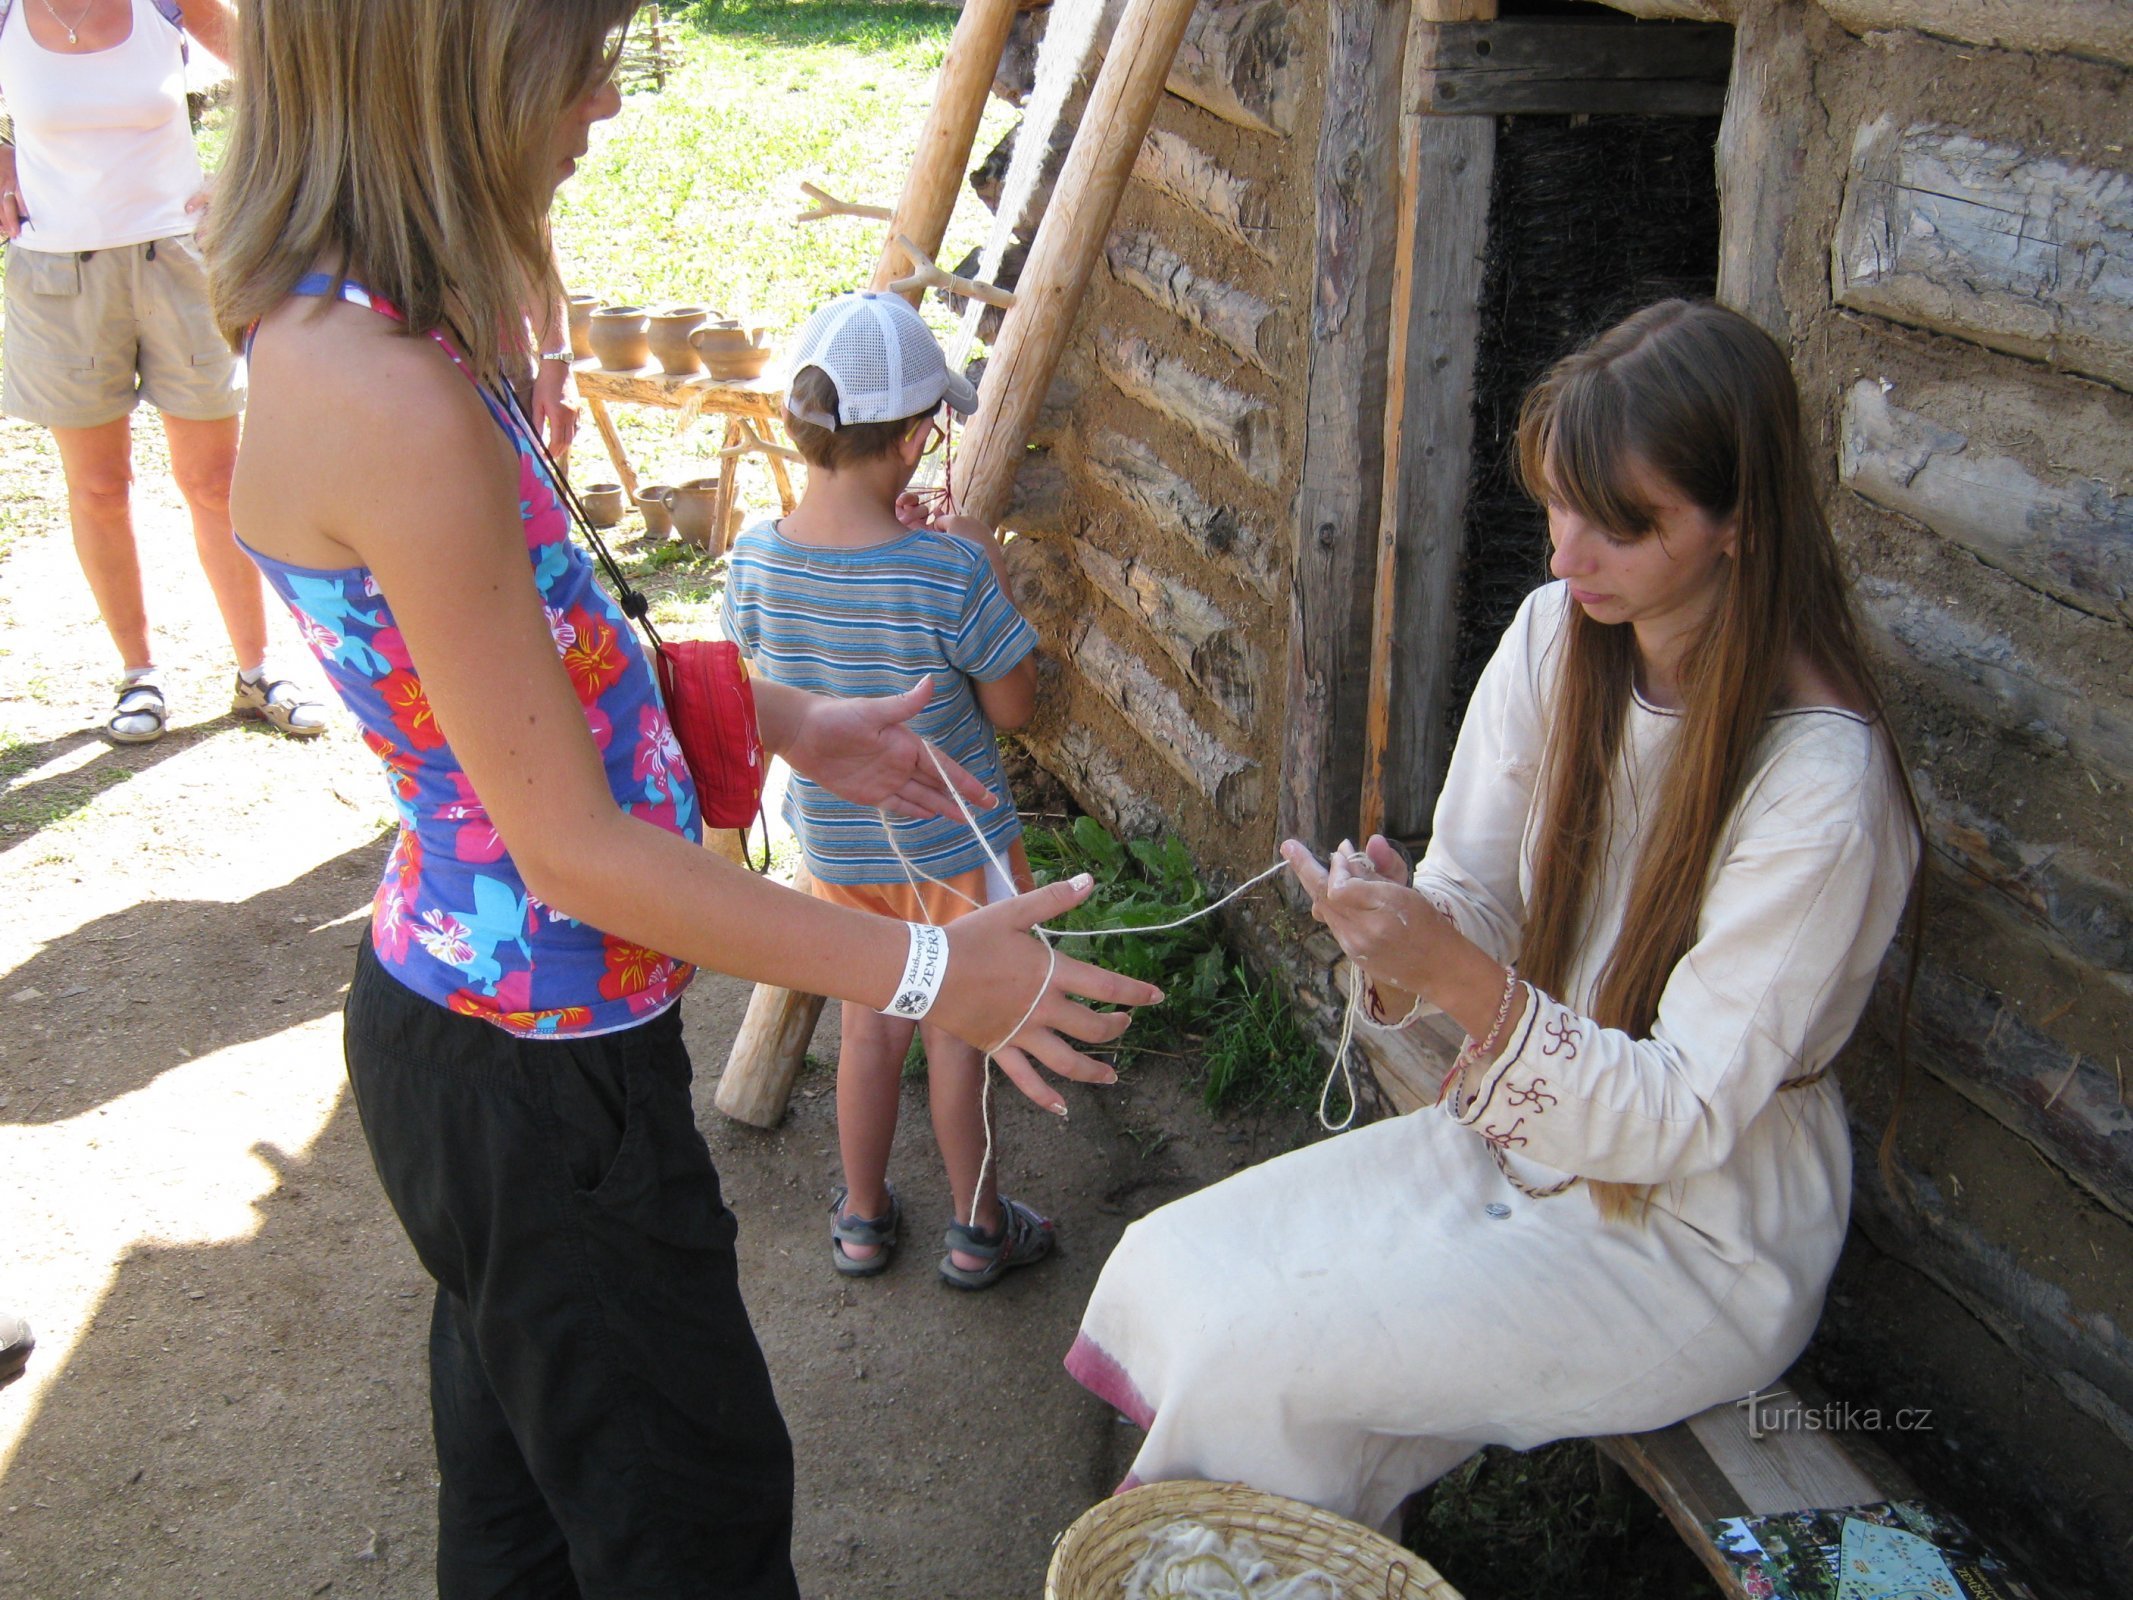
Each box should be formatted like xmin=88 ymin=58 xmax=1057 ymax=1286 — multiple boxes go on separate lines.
xmin=780 ymin=290 xmax=980 ymax=431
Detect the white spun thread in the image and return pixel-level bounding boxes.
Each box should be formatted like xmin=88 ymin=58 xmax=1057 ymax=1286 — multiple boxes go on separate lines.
xmin=873 ymin=743 xmax=1372 ymax=1226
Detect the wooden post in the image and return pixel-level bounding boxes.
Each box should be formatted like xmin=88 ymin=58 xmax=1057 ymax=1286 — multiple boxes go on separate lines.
xmin=1358 ymin=0 xmax=1497 ymax=842
xmin=868 ymin=0 xmax=1024 ymax=304
xmin=955 ymin=0 xmax=1204 ymax=529
xmin=1279 ymin=0 xmax=1416 ymax=853
xmin=713 ymin=864 xmax=829 ymax=1129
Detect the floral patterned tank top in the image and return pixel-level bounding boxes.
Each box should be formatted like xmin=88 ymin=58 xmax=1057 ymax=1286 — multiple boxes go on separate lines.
xmin=242 ymin=276 xmax=698 ymax=1037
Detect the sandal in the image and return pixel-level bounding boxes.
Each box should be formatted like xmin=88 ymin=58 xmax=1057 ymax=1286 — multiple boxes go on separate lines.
xmin=106 ymin=678 xmax=167 ymax=745
xmin=939 ymin=1195 xmax=1054 ymax=1291
xmin=830 ymin=1183 xmax=900 ymax=1278
xmin=232 ymin=671 xmax=327 ymax=739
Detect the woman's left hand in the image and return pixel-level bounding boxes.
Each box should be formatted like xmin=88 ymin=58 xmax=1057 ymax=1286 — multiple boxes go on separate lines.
xmin=777 ymin=678 xmax=995 ymax=819
xmin=1283 ymin=835 xmax=1445 ymax=992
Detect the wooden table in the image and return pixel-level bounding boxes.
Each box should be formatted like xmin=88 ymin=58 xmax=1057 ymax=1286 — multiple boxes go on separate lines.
xmin=571 ymin=361 xmax=798 ymax=549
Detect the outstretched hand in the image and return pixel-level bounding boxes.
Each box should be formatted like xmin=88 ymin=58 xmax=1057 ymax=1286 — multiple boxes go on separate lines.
xmin=780 ymin=677 xmax=995 ymax=820
xmin=933 ymin=874 xmax=1165 ymax=1115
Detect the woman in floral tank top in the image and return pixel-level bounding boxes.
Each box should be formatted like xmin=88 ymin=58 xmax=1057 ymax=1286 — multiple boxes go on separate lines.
xmin=206 ymin=5 xmax=1158 ymax=1595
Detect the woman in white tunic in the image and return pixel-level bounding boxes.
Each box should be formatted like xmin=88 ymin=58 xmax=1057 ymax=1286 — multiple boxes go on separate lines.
xmin=1067 ymin=300 xmax=1922 ymax=1528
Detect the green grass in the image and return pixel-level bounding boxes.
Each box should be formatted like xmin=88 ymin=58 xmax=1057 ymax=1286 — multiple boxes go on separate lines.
xmin=556 ymin=2 xmax=1013 ymax=339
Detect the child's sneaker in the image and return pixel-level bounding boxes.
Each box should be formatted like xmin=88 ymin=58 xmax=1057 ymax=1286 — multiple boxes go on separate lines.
xmin=939 ymin=1196 xmax=1053 ymax=1290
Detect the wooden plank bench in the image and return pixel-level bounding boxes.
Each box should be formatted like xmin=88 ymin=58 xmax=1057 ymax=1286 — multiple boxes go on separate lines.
xmin=1599 ymin=1373 xmax=1922 ymax=1598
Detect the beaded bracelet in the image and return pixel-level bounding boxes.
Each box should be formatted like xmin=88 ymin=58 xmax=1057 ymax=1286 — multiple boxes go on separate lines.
xmin=1438 ymin=964 xmax=1520 ymax=1111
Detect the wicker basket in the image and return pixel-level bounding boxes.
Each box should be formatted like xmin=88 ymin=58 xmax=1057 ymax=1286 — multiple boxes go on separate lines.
xmin=1045 ymin=1481 xmax=1464 ymax=1600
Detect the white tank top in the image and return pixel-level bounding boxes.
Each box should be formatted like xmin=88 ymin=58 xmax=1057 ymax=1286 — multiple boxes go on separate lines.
xmin=0 ymin=0 xmax=202 ymax=253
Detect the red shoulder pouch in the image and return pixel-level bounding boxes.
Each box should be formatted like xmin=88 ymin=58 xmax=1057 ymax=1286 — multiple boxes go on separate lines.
xmin=653 ymin=638 xmax=765 ymax=831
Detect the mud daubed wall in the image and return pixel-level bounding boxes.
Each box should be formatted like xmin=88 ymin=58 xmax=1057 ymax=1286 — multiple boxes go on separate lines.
xmin=1703 ymin=1 xmax=2133 ymax=1587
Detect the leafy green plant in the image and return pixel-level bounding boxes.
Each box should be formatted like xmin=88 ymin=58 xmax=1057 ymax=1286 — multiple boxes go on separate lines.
xmin=1024 ymin=816 xmax=1318 ymax=1112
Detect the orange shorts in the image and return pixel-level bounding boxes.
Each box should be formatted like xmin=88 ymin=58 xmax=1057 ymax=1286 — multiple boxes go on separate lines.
xmin=807 ymin=839 xmax=1034 ymax=926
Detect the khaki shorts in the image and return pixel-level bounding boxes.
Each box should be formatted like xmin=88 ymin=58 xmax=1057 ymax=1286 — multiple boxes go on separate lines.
xmin=2 ymin=235 xmax=244 ymax=429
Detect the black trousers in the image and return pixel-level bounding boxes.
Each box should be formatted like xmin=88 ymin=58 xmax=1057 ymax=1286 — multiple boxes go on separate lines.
xmin=344 ymin=942 xmax=798 ymax=1600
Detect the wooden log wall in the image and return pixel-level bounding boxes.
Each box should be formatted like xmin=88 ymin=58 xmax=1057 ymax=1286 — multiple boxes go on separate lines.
xmin=1696 ymin=0 xmax=2133 ymax=1582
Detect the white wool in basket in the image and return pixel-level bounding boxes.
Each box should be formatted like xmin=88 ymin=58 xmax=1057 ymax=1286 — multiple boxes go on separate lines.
xmin=1121 ymin=1520 xmax=1343 ymax=1600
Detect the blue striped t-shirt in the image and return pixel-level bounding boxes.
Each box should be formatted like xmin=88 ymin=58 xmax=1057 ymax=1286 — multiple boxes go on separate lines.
xmin=722 ymin=519 xmax=1038 ymax=886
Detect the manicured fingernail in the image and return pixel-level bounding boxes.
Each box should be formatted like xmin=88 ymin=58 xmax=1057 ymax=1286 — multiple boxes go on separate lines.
xmin=1051 ymin=1102 xmax=1070 ymax=1119
xmin=1071 ymin=872 xmax=1093 ymax=891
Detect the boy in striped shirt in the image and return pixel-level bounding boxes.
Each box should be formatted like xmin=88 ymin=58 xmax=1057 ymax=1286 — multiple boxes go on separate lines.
xmin=723 ymin=292 xmax=1052 ymax=1290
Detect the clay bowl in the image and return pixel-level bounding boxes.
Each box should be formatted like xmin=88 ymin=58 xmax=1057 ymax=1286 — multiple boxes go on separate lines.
xmin=580 ymin=482 xmax=626 ymax=529
xmin=666 ymin=476 xmax=725 ymax=550
xmin=588 ymin=305 xmax=650 ymax=371
xmin=566 ymin=293 xmax=599 ymax=360
xmin=648 ymin=305 xmax=715 ymax=375
xmin=635 ymin=483 xmax=677 ymax=540
xmin=691 ymin=321 xmax=775 ymax=383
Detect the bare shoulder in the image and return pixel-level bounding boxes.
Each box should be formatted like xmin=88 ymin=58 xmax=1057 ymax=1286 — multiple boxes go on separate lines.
xmin=235 ymin=299 xmax=514 ymax=569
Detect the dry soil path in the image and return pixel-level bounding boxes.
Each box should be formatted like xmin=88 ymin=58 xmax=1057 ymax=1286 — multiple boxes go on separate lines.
xmin=0 ymin=418 xmax=1305 ymax=1599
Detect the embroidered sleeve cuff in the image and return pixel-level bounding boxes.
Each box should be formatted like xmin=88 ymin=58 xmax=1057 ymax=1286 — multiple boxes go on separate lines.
xmin=1448 ymin=981 xmax=1544 ymax=1128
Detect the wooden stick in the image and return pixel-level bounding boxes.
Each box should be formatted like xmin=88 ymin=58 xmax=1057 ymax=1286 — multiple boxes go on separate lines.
xmin=584 ymin=395 xmax=638 ymax=500
xmin=716 ymin=862 xmax=831 ymax=1129
xmin=885 ymin=234 xmax=1020 ymax=311
xmin=954 ymin=0 xmax=1203 ymax=528
xmin=717 ymin=420 xmax=805 ymax=465
xmin=868 ymin=0 xmax=1023 ymax=303
xmin=795 ymin=181 xmax=893 ymax=224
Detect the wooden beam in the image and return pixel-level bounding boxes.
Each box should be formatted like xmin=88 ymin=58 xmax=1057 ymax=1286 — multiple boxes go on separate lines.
xmin=1070 ymin=618 xmax=1260 ymax=823
xmin=714 ymin=985 xmax=828 ymax=1130
xmin=956 ymin=0 xmax=1205 ymax=529
xmin=1817 ymin=0 xmax=2133 ymax=69
xmin=1082 ymin=430 xmax=1284 ymax=602
xmin=1714 ymin=0 xmax=1814 ymax=342
xmin=1131 ymin=129 xmax=1278 ymax=264
xmin=1167 ymin=0 xmax=1304 ymax=136
xmin=1834 ymin=117 xmax=2133 ymax=395
xmin=1105 ymin=231 xmax=1281 ymax=377
xmin=1282 ymin=0 xmax=1413 ymax=851
xmin=1074 ymin=538 xmax=1261 ymax=726
xmin=1840 ymin=379 xmax=2133 ymax=626
xmin=1411 ymin=18 xmax=1733 ymax=117
xmin=1361 ymin=0 xmax=1495 ymax=840
xmin=1094 ymin=331 xmax=1280 ymax=487
xmin=868 ymin=0 xmax=1023 ymax=303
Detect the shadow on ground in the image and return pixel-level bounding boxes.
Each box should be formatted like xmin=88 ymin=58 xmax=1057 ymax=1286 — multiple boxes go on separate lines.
xmin=0 ymin=834 xmax=391 ymax=1125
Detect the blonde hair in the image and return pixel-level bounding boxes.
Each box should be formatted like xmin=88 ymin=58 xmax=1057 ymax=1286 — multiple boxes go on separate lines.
xmin=208 ymin=0 xmax=637 ymax=378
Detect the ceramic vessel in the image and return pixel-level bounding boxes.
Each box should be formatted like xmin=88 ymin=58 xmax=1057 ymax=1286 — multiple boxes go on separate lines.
xmin=667 ymin=476 xmax=725 ymax=550
xmin=690 ymin=320 xmax=775 ymax=382
xmin=588 ymin=305 xmax=650 ymax=371
xmin=566 ymin=293 xmax=599 ymax=360
xmin=581 ymin=482 xmax=626 ymax=529
xmin=635 ymin=484 xmax=677 ymax=540
xmin=648 ymin=306 xmax=713 ymax=375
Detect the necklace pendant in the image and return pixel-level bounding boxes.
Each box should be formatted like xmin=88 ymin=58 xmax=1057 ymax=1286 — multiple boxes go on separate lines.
xmin=65 ymin=26 xmax=77 ymax=41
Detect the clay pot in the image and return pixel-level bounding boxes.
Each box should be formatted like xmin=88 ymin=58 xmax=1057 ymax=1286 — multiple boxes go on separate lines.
xmin=648 ymin=305 xmax=714 ymax=375
xmin=666 ymin=476 xmax=725 ymax=550
xmin=581 ymin=482 xmax=626 ymax=529
xmin=636 ymin=484 xmax=677 ymax=540
xmin=690 ymin=320 xmax=774 ymax=382
xmin=588 ymin=305 xmax=650 ymax=371
xmin=566 ymin=293 xmax=599 ymax=360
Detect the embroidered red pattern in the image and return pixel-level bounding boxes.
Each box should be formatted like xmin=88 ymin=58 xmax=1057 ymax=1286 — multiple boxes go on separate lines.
xmin=1541 ymin=1015 xmax=1580 ymax=1059
xmin=1505 ymin=1077 xmax=1559 ymax=1112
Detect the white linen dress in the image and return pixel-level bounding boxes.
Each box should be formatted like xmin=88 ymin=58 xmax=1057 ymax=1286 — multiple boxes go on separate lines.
xmin=1066 ymin=582 xmax=1919 ymax=1526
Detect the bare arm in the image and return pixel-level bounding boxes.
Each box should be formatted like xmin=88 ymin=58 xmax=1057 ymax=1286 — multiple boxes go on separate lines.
xmin=176 ymin=0 xmax=239 ymax=66
xmin=234 ymin=305 xmax=1160 ymax=1107
xmin=974 ymin=655 xmax=1037 ymax=731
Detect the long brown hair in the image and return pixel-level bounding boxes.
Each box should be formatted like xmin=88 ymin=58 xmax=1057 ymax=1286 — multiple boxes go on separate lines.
xmin=207 ymin=0 xmax=637 ymax=378
xmin=1513 ymin=301 xmax=1921 ymax=1223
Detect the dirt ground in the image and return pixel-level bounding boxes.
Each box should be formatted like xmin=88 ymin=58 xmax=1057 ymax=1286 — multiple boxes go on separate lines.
xmin=0 ymin=418 xmax=1313 ymax=1599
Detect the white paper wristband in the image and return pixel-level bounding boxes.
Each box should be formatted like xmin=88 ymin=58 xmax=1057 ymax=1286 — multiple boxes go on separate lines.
xmin=883 ymin=922 xmax=949 ymax=1020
